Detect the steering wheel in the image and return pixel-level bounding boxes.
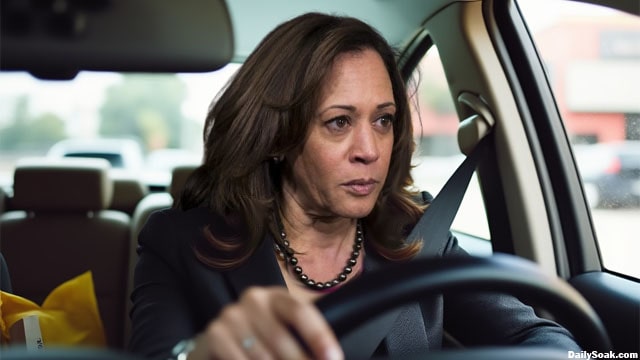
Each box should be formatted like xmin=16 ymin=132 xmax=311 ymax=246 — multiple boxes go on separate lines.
xmin=315 ymin=253 xmax=612 ymax=360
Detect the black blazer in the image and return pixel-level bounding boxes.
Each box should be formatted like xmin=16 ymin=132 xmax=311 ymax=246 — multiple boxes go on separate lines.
xmin=128 ymin=207 xmax=580 ymax=359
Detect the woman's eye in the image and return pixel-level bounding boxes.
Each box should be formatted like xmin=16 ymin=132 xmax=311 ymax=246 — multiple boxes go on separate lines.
xmin=376 ymin=114 xmax=394 ymax=128
xmin=326 ymin=116 xmax=350 ymax=130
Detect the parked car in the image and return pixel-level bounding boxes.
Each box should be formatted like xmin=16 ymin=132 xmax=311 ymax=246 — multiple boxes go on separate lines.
xmin=575 ymin=141 xmax=640 ymax=208
xmin=1 ymin=0 xmax=638 ymax=358
xmin=47 ymin=138 xmax=145 ymax=172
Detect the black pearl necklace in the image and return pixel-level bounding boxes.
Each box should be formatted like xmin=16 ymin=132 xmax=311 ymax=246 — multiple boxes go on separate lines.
xmin=274 ymin=220 xmax=363 ymax=291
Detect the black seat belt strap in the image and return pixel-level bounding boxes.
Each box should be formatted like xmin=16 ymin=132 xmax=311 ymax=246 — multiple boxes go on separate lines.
xmin=411 ymin=135 xmax=491 ymax=257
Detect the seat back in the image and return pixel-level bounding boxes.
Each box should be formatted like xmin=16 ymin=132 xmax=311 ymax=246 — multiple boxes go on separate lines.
xmin=130 ymin=164 xmax=197 ymax=250
xmin=0 ymin=186 xmax=6 ymax=214
xmin=0 ymin=157 xmax=132 ymax=349
xmin=110 ymin=173 xmax=148 ymax=215
xmin=123 ymin=164 xmax=197 ymax=346
xmin=1 ymin=251 xmax=12 ymax=293
xmin=168 ymin=165 xmax=196 ymax=202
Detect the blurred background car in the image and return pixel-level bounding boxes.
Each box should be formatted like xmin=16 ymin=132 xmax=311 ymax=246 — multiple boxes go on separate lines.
xmin=574 ymin=141 xmax=640 ymax=208
xmin=47 ymin=138 xmax=145 ymax=171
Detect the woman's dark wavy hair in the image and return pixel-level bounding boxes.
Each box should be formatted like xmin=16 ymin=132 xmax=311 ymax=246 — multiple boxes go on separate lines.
xmin=178 ymin=12 xmax=425 ymax=269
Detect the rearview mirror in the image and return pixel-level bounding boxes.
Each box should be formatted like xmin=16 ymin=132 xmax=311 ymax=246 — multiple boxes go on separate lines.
xmin=1 ymin=0 xmax=234 ymax=79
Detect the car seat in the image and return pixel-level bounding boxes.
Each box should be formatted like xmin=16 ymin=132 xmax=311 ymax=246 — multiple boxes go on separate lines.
xmin=0 ymin=186 xmax=6 ymax=214
xmin=0 ymin=157 xmax=132 ymax=349
xmin=123 ymin=164 xmax=197 ymax=346
xmin=110 ymin=173 xmax=148 ymax=215
xmin=1 ymin=252 xmax=12 ymax=293
xmin=129 ymin=164 xmax=197 ymax=255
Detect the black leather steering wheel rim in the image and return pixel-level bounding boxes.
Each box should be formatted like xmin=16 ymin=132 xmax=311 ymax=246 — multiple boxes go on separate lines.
xmin=315 ymin=253 xmax=612 ymax=356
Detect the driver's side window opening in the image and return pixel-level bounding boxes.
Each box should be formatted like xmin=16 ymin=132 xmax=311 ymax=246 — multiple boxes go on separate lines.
xmin=518 ymin=0 xmax=640 ymax=279
xmin=408 ymin=46 xmax=491 ymax=253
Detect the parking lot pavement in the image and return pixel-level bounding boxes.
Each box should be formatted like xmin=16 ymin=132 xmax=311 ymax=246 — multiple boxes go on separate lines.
xmin=591 ymin=209 xmax=640 ymax=278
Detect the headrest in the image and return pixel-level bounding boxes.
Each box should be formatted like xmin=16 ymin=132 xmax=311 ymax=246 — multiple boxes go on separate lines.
xmin=170 ymin=165 xmax=197 ymax=201
xmin=12 ymin=157 xmax=113 ymax=212
xmin=110 ymin=173 xmax=148 ymax=214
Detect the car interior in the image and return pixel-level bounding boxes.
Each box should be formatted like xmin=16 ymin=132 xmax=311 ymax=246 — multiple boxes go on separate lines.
xmin=1 ymin=0 xmax=639 ymax=359
xmin=2 ymin=157 xmax=131 ymax=348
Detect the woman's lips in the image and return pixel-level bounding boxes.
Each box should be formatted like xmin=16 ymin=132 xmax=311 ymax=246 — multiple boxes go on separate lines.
xmin=342 ymin=179 xmax=378 ymax=196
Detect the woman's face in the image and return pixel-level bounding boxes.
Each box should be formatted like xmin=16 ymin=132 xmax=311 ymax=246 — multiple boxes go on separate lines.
xmin=283 ymin=48 xmax=395 ymax=220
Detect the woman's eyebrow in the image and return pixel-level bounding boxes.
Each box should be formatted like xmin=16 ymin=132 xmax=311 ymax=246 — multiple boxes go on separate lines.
xmin=318 ymin=102 xmax=396 ymax=115
xmin=318 ymin=104 xmax=356 ymax=115
xmin=377 ymin=102 xmax=396 ymax=109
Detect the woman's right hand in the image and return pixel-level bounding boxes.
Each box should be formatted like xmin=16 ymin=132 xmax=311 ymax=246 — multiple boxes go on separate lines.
xmin=186 ymin=286 xmax=344 ymax=360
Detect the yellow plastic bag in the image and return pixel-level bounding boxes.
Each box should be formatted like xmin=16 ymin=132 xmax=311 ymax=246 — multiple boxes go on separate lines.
xmin=0 ymin=271 xmax=106 ymax=348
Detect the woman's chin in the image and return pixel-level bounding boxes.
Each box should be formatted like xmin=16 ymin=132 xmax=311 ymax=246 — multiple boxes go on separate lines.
xmin=338 ymin=202 xmax=377 ymax=219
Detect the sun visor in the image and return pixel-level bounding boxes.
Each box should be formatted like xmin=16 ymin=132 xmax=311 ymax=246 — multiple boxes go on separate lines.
xmin=1 ymin=0 xmax=234 ymax=80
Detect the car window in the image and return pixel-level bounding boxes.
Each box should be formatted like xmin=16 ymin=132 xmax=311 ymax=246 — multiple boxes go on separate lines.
xmin=518 ymin=0 xmax=640 ymax=278
xmin=0 ymin=64 xmax=241 ymax=193
xmin=409 ymin=46 xmax=491 ymax=250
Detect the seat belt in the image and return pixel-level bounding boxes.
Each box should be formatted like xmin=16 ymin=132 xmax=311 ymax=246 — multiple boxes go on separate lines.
xmin=338 ymin=101 xmax=495 ymax=358
xmin=409 ymin=134 xmax=490 ymax=256
xmin=411 ymin=91 xmax=496 ymax=256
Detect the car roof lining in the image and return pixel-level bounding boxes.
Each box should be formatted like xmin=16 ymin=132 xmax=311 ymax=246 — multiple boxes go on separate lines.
xmin=2 ymin=0 xmax=634 ymax=81
xmin=224 ymin=0 xmax=468 ymax=62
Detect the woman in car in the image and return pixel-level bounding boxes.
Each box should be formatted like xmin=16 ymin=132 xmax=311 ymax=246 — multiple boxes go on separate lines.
xmin=128 ymin=12 xmax=580 ymax=360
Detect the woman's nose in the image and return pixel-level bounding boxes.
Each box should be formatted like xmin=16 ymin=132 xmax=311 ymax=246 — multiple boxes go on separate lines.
xmin=350 ymin=124 xmax=380 ymax=164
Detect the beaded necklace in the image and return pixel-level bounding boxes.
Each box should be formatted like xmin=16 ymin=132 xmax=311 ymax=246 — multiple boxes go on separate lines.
xmin=274 ymin=219 xmax=363 ymax=291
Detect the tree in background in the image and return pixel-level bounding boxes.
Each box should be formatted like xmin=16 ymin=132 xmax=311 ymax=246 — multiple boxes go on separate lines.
xmin=99 ymin=74 xmax=187 ymax=152
xmin=0 ymin=96 xmax=66 ymax=151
